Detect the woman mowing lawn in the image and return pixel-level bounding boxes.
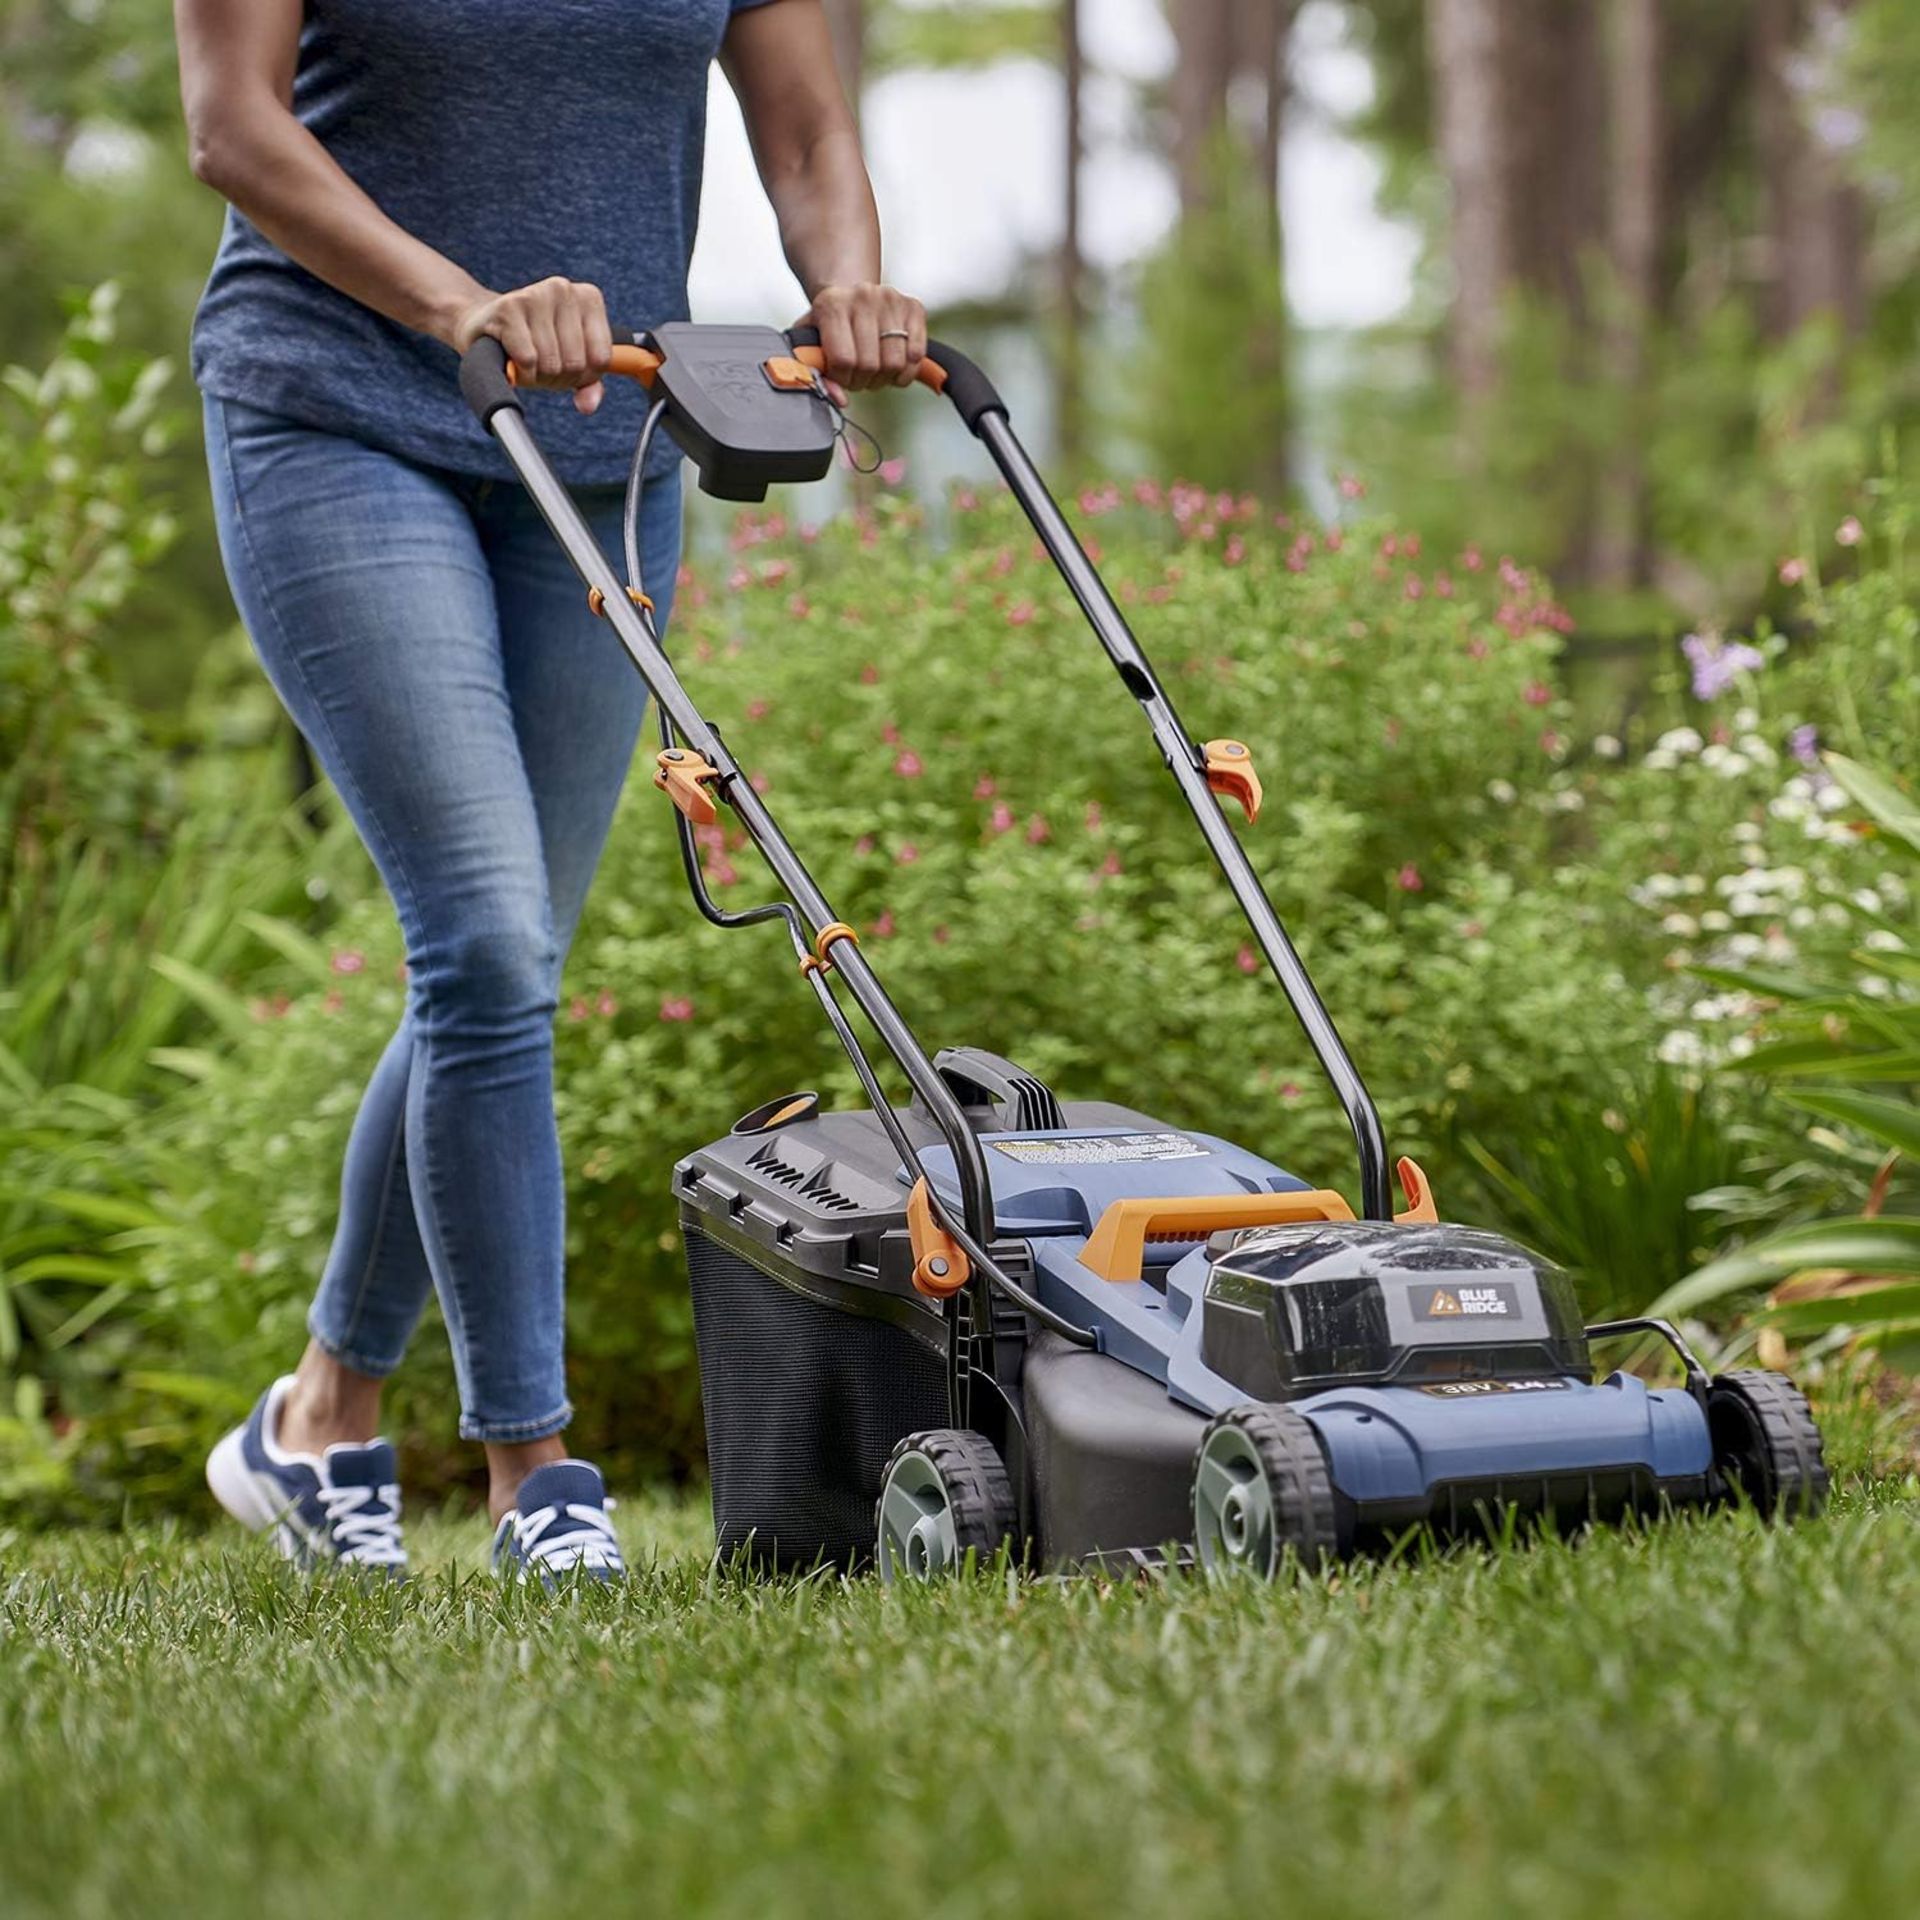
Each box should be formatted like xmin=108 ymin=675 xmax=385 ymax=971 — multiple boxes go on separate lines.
xmin=177 ymin=0 xmax=927 ymax=1584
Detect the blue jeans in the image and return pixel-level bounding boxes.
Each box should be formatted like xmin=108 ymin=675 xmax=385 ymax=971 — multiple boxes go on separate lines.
xmin=205 ymin=397 xmax=680 ymax=1441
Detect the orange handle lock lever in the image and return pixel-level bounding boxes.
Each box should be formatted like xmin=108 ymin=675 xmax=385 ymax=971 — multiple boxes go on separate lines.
xmin=654 ymin=747 xmax=719 ymax=826
xmin=1203 ymin=739 xmax=1262 ymax=824
xmin=507 ymin=343 xmax=663 ymax=389
xmin=789 ymin=343 xmax=948 ymax=396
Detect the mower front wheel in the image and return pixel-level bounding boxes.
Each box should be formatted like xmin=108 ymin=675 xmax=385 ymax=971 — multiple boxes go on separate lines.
xmin=1707 ymin=1369 xmax=1830 ymax=1518
xmin=875 ymin=1429 xmax=1017 ymax=1583
xmin=1191 ymin=1403 xmax=1340 ymax=1580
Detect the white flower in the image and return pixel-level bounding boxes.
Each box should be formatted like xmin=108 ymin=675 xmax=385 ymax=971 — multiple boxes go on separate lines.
xmin=1726 ymin=1033 xmax=1756 ymax=1060
xmin=1817 ymin=784 xmax=1848 ymax=812
xmin=1701 ymin=910 xmax=1732 ymax=932
xmin=1488 ymin=778 xmax=1517 ymax=804
xmin=1553 ymin=789 xmax=1586 ymax=812
xmin=1789 ymin=906 xmax=1816 ymax=929
xmin=1863 ymin=929 xmax=1907 ymax=952
xmin=1592 ymin=734 xmax=1623 ymax=759
xmin=1820 ymin=903 xmax=1851 ymax=927
xmin=1734 ymin=706 xmax=1759 ymax=732
xmin=1656 ymin=727 xmax=1704 ymax=755
xmin=1661 ymin=913 xmax=1699 ymax=937
xmin=1643 ymin=749 xmax=1677 ymax=772
xmin=1852 ymin=888 xmax=1884 ymax=913
xmin=1859 ymin=975 xmax=1892 ymax=999
xmin=1657 ymin=1029 xmax=1707 ymax=1067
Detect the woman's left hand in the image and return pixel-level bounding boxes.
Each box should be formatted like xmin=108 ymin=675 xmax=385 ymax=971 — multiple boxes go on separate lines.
xmin=798 ymin=283 xmax=927 ymax=394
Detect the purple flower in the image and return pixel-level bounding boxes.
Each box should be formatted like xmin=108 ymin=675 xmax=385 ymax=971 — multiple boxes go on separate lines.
xmin=1789 ymin=723 xmax=1820 ymax=766
xmin=1682 ymin=632 xmax=1765 ymax=702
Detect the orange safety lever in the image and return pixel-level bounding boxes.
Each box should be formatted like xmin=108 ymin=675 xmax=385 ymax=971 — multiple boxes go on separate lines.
xmin=508 ymin=343 xmax=663 ymax=390
xmin=789 ymin=343 xmax=948 ymax=396
xmin=653 ymin=747 xmax=720 ymax=826
xmin=1203 ymin=739 xmax=1262 ymax=824
xmin=906 ymin=1178 xmax=970 ymax=1299
xmin=1079 ymin=1189 xmax=1355 ymax=1283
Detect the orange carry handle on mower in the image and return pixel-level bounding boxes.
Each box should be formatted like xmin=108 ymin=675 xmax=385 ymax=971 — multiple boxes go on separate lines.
xmin=459 ymin=322 xmax=1827 ymax=1581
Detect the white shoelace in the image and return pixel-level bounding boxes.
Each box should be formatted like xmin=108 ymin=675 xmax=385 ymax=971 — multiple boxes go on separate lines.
xmin=507 ymin=1500 xmax=625 ymax=1578
xmin=318 ymin=1481 xmax=408 ymax=1569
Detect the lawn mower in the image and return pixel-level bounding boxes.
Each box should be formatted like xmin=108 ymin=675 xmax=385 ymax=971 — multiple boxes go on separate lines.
xmin=460 ymin=323 xmax=1830 ymax=1579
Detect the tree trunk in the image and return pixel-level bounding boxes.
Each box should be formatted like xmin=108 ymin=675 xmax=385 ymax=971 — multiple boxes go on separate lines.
xmin=1057 ymin=0 xmax=1087 ymax=463
xmin=1426 ymin=0 xmax=1611 ymax=397
xmin=1752 ymin=0 xmax=1867 ymax=339
xmin=1168 ymin=0 xmax=1238 ymax=216
xmin=1590 ymin=0 xmax=1664 ymax=593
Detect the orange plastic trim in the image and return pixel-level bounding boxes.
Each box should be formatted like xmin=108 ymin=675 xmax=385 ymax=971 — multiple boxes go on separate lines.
xmin=1203 ymin=739 xmax=1263 ymax=824
xmin=1393 ymin=1156 xmax=1439 ymax=1224
xmin=587 ymin=585 xmax=654 ymax=619
xmin=906 ymin=1176 xmax=970 ymax=1299
xmin=763 ymin=355 xmax=818 ymax=391
xmin=813 ymin=921 xmax=859 ymax=968
xmin=653 ymin=747 xmax=719 ymax=826
xmin=792 ymin=342 xmax=948 ymax=396
xmin=1080 ymin=1189 xmax=1355 ymax=1283
xmin=506 ymin=343 xmax=662 ymax=390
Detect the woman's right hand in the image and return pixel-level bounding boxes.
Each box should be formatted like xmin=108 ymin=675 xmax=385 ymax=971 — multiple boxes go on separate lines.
xmin=450 ymin=278 xmax=614 ymax=414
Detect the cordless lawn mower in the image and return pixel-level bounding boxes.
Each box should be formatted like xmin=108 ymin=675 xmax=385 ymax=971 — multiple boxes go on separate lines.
xmin=460 ymin=323 xmax=1830 ymax=1579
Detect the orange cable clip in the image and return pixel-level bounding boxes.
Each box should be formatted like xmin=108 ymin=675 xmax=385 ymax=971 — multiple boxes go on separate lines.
xmin=1202 ymin=739 xmax=1263 ymax=825
xmin=588 ymin=584 xmax=655 ymax=619
xmin=653 ymin=747 xmax=720 ymax=826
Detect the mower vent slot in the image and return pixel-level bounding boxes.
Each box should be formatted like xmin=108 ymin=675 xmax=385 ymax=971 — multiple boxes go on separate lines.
xmin=747 ymin=1141 xmax=862 ymax=1213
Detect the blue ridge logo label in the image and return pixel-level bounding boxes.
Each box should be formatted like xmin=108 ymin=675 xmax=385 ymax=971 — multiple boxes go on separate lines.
xmin=1415 ymin=1281 xmax=1520 ymax=1320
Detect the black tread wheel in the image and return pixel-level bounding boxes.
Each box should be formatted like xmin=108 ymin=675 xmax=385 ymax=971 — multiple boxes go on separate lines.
xmin=875 ymin=1429 xmax=1017 ymax=1582
xmin=1707 ymin=1369 xmax=1830 ymax=1519
xmin=1191 ymin=1403 xmax=1340 ymax=1579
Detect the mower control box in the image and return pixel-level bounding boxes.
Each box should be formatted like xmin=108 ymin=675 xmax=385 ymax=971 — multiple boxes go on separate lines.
xmin=1201 ymin=1220 xmax=1591 ymax=1401
xmin=649 ymin=322 xmax=838 ymax=501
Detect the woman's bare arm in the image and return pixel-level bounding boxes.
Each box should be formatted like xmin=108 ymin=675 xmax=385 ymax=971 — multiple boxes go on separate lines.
xmin=723 ymin=0 xmax=926 ymax=390
xmin=174 ymin=0 xmax=613 ymax=407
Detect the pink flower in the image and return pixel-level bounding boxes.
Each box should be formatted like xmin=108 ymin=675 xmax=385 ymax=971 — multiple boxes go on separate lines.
xmin=854 ymin=835 xmax=875 ymax=855
xmin=1459 ymin=920 xmax=1484 ymax=940
xmin=1084 ymin=801 xmax=1103 ymax=833
xmin=1095 ymin=850 xmax=1123 ymax=880
xmin=1434 ymin=571 xmax=1454 ymax=599
xmin=1836 ymin=517 xmax=1863 ymax=548
xmin=932 ymin=924 xmax=951 ymax=945
xmin=330 ymin=949 xmax=365 ymax=976
xmin=1461 ymin=545 xmax=1484 ymax=572
xmin=746 ymin=698 xmax=771 ymax=721
xmin=321 ymin=989 xmax=343 ymax=1015
xmin=1337 ymin=473 xmax=1366 ymax=500
xmin=893 ymin=750 xmax=923 ymax=778
xmin=1467 ymin=637 xmax=1491 ymax=661
xmin=1133 ymin=479 xmax=1164 ymax=508
xmin=880 ymin=719 xmax=901 ymax=745
xmin=1224 ymin=535 xmax=1246 ymax=566
xmin=859 ymin=662 xmax=879 ymax=685
xmin=659 ymin=996 xmax=695 ymax=1022
xmin=727 ymin=565 xmax=751 ymax=591
xmin=954 ymin=487 xmax=979 ymax=511
xmin=1395 ymin=863 xmax=1423 ymax=893
xmin=1523 ymin=681 xmax=1552 ymax=708
xmin=895 ymin=843 xmax=920 ymax=866
xmin=1778 ymin=556 xmax=1807 ymax=585
xmin=750 ymin=771 xmax=771 ymax=793
xmin=569 ymin=996 xmax=591 ymax=1023
xmin=1026 ymin=814 xmax=1052 ymax=845
xmin=1278 ymin=1081 xmax=1303 ymax=1102
xmin=705 ymin=858 xmax=738 ymax=887
xmin=1404 ymin=576 xmax=1423 ymax=600
xmin=988 ymin=802 xmax=1016 ymax=836
xmin=879 ymin=457 xmax=907 ymax=485
xmin=597 ymin=991 xmax=619 ymax=1017
xmin=759 ymin=558 xmax=791 ymax=587
xmin=870 ymin=910 xmax=896 ymax=939
xmin=676 ymin=563 xmax=696 ymax=589
xmin=1325 ymin=529 xmax=1344 ymax=553
xmin=787 ymin=593 xmax=811 ymax=620
xmin=1540 ymin=729 xmax=1564 ymax=756
xmin=973 ymin=774 xmax=997 ymax=799
xmin=1007 ymin=600 xmax=1036 ymax=626
xmin=1236 ymin=945 xmax=1259 ymax=974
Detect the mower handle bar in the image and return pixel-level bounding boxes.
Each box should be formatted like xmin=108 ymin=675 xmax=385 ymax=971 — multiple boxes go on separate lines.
xmin=457 ymin=327 xmax=1009 ymax=434
xmin=456 ymin=324 xmax=1394 ymax=1227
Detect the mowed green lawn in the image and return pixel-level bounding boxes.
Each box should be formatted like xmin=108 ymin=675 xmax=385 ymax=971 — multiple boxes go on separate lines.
xmin=4 ymin=1474 xmax=1919 ymax=1920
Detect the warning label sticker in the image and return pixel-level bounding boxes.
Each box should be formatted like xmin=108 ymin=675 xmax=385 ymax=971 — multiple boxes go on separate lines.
xmin=988 ymin=1132 xmax=1209 ymax=1165
xmin=1419 ymin=1378 xmax=1570 ymax=1398
xmin=1415 ymin=1281 xmax=1521 ymax=1321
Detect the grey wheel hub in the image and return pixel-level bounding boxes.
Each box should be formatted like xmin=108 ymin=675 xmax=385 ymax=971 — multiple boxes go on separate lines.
xmin=878 ymin=1450 xmax=959 ymax=1583
xmin=1193 ymin=1424 xmax=1278 ymax=1578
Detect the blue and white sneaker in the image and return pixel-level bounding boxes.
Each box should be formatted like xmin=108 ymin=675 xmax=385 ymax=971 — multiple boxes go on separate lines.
xmin=205 ymin=1376 xmax=408 ymax=1576
xmin=491 ymin=1461 xmax=626 ymax=1588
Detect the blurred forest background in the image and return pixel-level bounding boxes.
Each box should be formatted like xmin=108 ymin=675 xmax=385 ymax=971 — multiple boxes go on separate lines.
xmin=4 ymin=0 xmax=1917 ymax=1514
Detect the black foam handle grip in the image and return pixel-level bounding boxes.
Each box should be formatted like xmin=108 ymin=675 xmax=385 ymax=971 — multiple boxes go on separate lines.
xmin=459 ymin=336 xmax=521 ymax=428
xmin=783 ymin=326 xmax=1007 ymax=435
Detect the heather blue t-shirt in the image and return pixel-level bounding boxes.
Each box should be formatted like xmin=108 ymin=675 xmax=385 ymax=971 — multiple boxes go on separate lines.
xmin=193 ymin=0 xmax=778 ymax=484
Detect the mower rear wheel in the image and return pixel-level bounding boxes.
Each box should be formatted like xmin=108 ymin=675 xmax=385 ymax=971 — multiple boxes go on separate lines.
xmin=1191 ymin=1403 xmax=1339 ymax=1579
xmin=1707 ymin=1369 xmax=1830 ymax=1518
xmin=875 ymin=1429 xmax=1017 ymax=1583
